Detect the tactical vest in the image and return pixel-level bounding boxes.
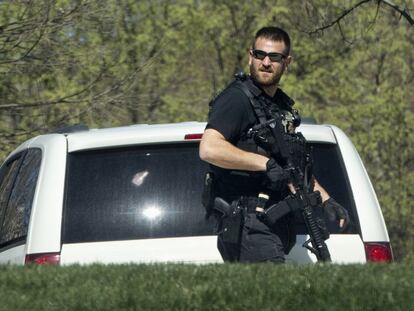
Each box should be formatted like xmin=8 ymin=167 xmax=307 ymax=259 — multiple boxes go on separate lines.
xmin=207 ymin=73 xmax=309 ymax=201
xmin=230 ymin=73 xmax=307 ymax=172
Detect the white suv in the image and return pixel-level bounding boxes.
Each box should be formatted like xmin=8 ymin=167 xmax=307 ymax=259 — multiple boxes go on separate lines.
xmin=0 ymin=122 xmax=392 ymax=265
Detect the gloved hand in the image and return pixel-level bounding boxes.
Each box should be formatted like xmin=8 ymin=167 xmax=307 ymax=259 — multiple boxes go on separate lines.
xmin=323 ymin=197 xmax=350 ymax=232
xmin=265 ymin=158 xmax=289 ymax=191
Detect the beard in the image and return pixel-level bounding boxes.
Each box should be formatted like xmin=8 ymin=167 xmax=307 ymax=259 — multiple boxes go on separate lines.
xmin=250 ymin=63 xmax=282 ymax=87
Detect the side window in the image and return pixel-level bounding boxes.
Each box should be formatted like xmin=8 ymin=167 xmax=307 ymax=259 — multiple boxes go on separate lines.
xmin=0 ymin=154 xmax=23 ymax=240
xmin=0 ymin=149 xmax=42 ymax=246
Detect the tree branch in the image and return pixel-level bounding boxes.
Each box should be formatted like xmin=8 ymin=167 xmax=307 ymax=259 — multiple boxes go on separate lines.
xmin=307 ymin=0 xmax=414 ymax=35
xmin=381 ymin=0 xmax=414 ymax=25
xmin=0 ymin=70 xmax=104 ymax=110
xmin=308 ymin=0 xmax=371 ymax=35
xmin=0 ymin=36 xmax=164 ymax=111
xmin=0 ymin=2 xmax=87 ymax=64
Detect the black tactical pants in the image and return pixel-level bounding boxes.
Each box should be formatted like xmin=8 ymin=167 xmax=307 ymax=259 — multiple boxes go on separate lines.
xmin=218 ymin=212 xmax=286 ymax=263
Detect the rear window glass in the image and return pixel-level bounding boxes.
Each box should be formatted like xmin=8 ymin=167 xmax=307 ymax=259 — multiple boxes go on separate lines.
xmin=63 ymin=143 xmax=215 ymax=243
xmin=63 ymin=142 xmax=357 ymax=244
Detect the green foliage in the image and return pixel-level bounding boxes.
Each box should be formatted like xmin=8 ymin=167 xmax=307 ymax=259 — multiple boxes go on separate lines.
xmin=0 ymin=0 xmax=413 ymax=260
xmin=0 ymin=263 xmax=414 ymax=311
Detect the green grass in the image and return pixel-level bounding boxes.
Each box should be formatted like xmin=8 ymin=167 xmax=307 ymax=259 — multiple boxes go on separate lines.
xmin=0 ymin=263 xmax=412 ymax=311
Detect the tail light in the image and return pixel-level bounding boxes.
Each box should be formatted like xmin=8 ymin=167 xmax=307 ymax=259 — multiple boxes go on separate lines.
xmin=25 ymin=252 xmax=61 ymax=265
xmin=184 ymin=133 xmax=203 ymax=140
xmin=364 ymin=242 xmax=393 ymax=263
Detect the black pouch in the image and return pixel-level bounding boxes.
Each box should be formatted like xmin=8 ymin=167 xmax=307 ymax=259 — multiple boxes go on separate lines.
xmin=263 ymin=195 xmax=303 ymax=226
xmin=201 ymin=172 xmax=215 ymax=219
xmin=262 ymin=200 xmax=291 ymax=226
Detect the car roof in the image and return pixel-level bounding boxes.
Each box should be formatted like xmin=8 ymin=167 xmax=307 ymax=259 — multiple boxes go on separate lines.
xmin=66 ymin=122 xmax=337 ymax=152
xmin=6 ymin=121 xmax=338 ymax=157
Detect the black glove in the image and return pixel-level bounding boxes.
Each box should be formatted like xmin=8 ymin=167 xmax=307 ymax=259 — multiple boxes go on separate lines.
xmin=323 ymin=197 xmax=350 ymax=232
xmin=265 ymin=158 xmax=289 ymax=191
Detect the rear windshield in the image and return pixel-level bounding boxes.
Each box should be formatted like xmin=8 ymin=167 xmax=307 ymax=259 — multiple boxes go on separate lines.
xmin=63 ymin=142 xmax=357 ymax=244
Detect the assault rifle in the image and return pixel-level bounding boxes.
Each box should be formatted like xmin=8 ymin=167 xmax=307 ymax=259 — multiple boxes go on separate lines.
xmin=248 ymin=117 xmax=332 ymax=262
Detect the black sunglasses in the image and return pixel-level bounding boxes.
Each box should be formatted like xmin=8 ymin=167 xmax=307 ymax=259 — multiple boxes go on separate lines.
xmin=250 ymin=49 xmax=287 ymax=63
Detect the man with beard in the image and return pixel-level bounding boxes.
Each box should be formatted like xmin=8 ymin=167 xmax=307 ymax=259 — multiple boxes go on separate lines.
xmin=199 ymin=26 xmax=348 ymax=263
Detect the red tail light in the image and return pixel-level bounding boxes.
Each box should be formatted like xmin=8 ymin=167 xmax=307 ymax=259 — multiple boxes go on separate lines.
xmin=364 ymin=242 xmax=393 ymax=263
xmin=25 ymin=253 xmax=61 ymax=265
xmin=184 ymin=133 xmax=203 ymax=140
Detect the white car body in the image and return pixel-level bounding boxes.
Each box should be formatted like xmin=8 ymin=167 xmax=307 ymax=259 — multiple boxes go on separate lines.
xmin=0 ymin=122 xmax=391 ymax=265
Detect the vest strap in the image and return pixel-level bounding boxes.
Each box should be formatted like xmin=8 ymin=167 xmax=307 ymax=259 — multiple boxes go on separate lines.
xmin=233 ymin=79 xmax=268 ymax=125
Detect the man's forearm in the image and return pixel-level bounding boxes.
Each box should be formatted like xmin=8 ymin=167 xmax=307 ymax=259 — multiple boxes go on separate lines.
xmin=199 ymin=128 xmax=268 ymax=171
xmin=313 ymin=179 xmax=330 ymax=202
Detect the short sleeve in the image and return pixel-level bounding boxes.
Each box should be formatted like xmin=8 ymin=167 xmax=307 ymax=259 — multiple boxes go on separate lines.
xmin=206 ymin=87 xmax=254 ymax=143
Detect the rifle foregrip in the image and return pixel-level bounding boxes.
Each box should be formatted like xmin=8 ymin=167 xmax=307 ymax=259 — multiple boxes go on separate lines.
xmin=303 ymin=205 xmax=331 ymax=262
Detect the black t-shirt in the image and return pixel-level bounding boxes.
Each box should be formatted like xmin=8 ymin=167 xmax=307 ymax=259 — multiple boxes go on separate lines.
xmin=207 ymin=86 xmax=256 ymax=144
xmin=206 ymin=81 xmax=289 ymax=201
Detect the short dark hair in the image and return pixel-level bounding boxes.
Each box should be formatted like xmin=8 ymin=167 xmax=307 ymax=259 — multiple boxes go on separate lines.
xmin=253 ymin=26 xmax=291 ymax=55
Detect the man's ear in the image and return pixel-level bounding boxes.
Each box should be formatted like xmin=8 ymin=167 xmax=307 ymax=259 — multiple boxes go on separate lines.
xmin=284 ymin=55 xmax=292 ymax=71
xmin=248 ymin=49 xmax=253 ymax=66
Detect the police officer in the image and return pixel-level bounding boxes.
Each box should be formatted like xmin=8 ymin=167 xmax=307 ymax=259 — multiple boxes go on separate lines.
xmin=199 ymin=26 xmax=348 ymax=263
